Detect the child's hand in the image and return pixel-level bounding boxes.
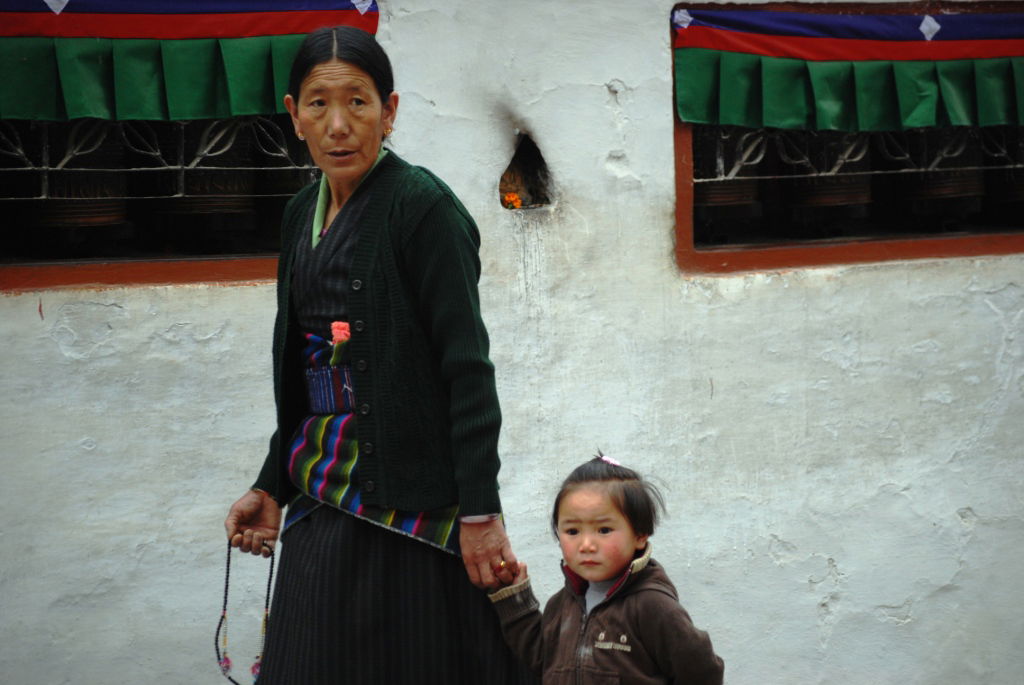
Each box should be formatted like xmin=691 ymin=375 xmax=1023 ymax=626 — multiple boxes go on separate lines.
xmin=488 ymin=562 xmax=529 ymax=595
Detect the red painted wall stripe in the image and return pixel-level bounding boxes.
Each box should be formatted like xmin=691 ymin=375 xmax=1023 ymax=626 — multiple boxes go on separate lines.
xmin=0 ymin=258 xmax=278 ymax=292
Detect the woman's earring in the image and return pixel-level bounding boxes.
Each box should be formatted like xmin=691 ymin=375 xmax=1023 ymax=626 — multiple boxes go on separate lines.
xmin=297 ymin=133 xmax=305 ymax=141
xmin=384 ymin=127 xmax=393 ymax=137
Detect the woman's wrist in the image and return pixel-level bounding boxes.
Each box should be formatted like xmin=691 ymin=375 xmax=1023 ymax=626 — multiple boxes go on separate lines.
xmin=251 ymin=487 xmax=279 ymax=505
xmin=459 ymin=513 xmax=500 ymax=524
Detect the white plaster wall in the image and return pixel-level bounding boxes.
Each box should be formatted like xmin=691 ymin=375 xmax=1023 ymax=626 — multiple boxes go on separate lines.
xmin=2 ymin=1 xmax=1023 ymax=683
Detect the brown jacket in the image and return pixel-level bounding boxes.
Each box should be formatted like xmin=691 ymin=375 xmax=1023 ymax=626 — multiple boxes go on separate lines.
xmin=490 ymin=546 xmax=724 ymax=685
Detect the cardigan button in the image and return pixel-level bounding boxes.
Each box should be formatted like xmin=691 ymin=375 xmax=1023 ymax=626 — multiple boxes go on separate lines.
xmin=364 ymin=480 xmax=376 ymax=493
xmin=359 ymin=403 xmax=371 ymax=415
xmin=356 ymin=359 xmax=368 ymax=372
xmin=351 ymin=279 xmax=362 ymax=291
xmin=362 ymin=442 xmax=375 ymax=455
xmin=354 ymin=320 xmax=366 ymax=332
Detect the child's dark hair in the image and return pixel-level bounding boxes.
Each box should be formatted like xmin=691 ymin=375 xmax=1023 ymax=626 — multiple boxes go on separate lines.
xmin=551 ymin=452 xmax=665 ymax=538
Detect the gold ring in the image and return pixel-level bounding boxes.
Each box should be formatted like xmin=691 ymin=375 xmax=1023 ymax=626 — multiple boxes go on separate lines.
xmin=494 ymin=560 xmax=508 ymax=571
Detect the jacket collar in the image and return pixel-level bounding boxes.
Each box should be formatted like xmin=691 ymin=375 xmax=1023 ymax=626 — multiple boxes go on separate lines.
xmin=561 ymin=543 xmax=653 ymax=600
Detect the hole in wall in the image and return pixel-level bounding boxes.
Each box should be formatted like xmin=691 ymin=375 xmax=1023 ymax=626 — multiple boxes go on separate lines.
xmin=499 ymin=133 xmax=551 ymax=210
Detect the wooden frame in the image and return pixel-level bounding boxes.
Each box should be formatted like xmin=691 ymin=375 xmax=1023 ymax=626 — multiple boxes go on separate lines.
xmin=672 ymin=1 xmax=1024 ymax=273
xmin=673 ymin=122 xmax=1024 ymax=273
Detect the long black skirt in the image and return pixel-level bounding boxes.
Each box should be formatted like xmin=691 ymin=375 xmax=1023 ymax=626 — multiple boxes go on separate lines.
xmin=260 ymin=505 xmax=537 ymax=685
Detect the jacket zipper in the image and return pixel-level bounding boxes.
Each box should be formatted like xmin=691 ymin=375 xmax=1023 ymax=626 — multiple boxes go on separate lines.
xmin=574 ymin=598 xmax=590 ymax=685
xmin=571 ymin=565 xmax=638 ymax=685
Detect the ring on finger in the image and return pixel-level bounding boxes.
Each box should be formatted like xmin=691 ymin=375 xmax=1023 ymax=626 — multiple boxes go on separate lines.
xmin=492 ymin=560 xmax=508 ymax=572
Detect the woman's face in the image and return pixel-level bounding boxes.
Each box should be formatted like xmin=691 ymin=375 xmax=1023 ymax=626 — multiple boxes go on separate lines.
xmin=284 ymin=59 xmax=398 ymax=198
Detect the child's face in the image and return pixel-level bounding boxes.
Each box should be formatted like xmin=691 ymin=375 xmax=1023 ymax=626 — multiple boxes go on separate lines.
xmin=556 ymin=485 xmax=648 ymax=583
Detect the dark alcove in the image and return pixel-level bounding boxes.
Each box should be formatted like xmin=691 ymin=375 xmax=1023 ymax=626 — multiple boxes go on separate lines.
xmin=499 ymin=133 xmax=551 ymax=209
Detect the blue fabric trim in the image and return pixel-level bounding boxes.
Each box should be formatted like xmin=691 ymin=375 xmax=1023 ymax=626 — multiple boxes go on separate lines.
xmin=283 ymin=493 xmax=322 ymax=530
xmin=677 ymin=10 xmax=1024 ymax=42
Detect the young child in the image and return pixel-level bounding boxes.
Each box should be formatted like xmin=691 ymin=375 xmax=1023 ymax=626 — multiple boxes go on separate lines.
xmin=490 ymin=454 xmax=724 ymax=684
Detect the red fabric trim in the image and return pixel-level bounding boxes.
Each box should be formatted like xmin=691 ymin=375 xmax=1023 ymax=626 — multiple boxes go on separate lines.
xmin=0 ymin=10 xmax=377 ymax=39
xmin=560 ymin=558 xmax=636 ymax=598
xmin=560 ymin=562 xmax=588 ymax=596
xmin=673 ymin=26 xmax=1024 ymax=61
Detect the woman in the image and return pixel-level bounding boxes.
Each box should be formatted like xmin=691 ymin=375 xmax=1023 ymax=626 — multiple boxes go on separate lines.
xmin=224 ymin=26 xmax=532 ymax=684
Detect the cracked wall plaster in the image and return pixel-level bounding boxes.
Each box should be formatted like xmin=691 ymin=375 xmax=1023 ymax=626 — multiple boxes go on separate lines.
xmin=2 ymin=2 xmax=1023 ymax=683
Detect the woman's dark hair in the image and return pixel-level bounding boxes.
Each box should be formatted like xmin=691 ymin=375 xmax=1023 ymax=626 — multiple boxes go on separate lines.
xmin=287 ymin=26 xmax=394 ymax=100
xmin=551 ymin=452 xmax=666 ymax=539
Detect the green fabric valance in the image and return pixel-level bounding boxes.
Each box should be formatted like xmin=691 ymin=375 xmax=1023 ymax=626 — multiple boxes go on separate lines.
xmin=672 ymin=9 xmax=1024 ymax=131
xmin=0 ymin=35 xmax=307 ymax=121
xmin=675 ymin=49 xmax=1024 ymax=131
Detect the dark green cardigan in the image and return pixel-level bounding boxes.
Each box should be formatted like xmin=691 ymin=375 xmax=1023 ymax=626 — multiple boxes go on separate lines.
xmin=253 ymin=151 xmax=503 ymax=516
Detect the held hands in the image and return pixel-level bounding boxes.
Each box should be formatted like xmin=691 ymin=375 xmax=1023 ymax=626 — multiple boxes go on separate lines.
xmin=459 ymin=517 xmax=520 ymax=590
xmin=486 ymin=562 xmax=530 ymax=597
xmin=509 ymin=561 xmax=529 ymax=586
xmin=224 ymin=489 xmax=282 ymax=557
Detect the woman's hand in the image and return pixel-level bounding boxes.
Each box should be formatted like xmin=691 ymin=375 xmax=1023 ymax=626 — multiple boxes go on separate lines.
xmin=459 ymin=518 xmax=519 ymax=590
xmin=225 ymin=489 xmax=282 ymax=557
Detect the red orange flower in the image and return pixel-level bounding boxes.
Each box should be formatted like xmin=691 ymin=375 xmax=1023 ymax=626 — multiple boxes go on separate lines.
xmin=331 ymin=321 xmax=351 ymax=345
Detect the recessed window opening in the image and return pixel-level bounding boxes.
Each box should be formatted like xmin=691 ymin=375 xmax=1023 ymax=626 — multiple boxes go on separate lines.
xmin=693 ymin=125 xmax=1023 ymax=248
xmin=671 ymin=1 xmax=1024 ymax=271
xmin=499 ymin=133 xmax=551 ymax=210
xmin=0 ymin=114 xmax=315 ymax=263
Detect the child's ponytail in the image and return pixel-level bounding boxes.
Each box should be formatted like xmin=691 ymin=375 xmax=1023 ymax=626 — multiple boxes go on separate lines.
xmin=551 ymin=451 xmax=666 ymax=538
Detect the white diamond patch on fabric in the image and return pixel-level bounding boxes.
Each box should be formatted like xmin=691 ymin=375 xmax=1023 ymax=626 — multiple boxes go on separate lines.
xmin=352 ymin=0 xmax=374 ymax=15
xmin=673 ymin=9 xmax=693 ymax=29
xmin=43 ymin=0 xmax=70 ymax=14
xmin=919 ymin=15 xmax=942 ymax=41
